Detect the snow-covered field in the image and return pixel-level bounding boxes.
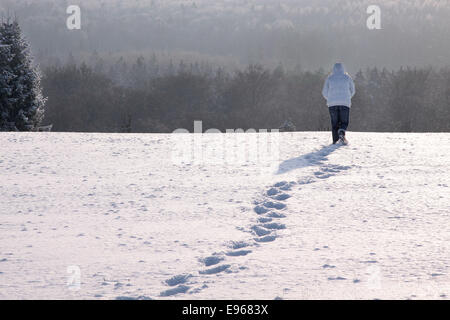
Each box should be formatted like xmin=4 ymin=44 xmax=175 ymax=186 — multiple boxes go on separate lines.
xmin=0 ymin=132 xmax=449 ymax=300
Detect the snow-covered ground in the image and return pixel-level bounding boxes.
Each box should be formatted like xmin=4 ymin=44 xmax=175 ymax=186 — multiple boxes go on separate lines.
xmin=0 ymin=132 xmax=449 ymax=300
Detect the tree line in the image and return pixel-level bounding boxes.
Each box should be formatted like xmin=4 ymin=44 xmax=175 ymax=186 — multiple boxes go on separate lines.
xmin=41 ymin=59 xmax=450 ymax=133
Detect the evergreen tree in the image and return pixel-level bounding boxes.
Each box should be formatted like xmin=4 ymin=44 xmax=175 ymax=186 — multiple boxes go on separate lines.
xmin=351 ymin=70 xmax=369 ymax=131
xmin=0 ymin=29 xmax=14 ymax=130
xmin=0 ymin=19 xmax=46 ymax=131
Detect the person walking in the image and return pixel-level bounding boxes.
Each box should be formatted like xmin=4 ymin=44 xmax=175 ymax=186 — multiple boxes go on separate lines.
xmin=322 ymin=63 xmax=355 ymax=144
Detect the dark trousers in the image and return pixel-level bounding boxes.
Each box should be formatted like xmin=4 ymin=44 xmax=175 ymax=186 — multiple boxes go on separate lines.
xmin=329 ymin=106 xmax=350 ymax=143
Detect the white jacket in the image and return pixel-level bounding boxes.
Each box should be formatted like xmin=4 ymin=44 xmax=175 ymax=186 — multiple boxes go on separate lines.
xmin=322 ymin=63 xmax=355 ymax=108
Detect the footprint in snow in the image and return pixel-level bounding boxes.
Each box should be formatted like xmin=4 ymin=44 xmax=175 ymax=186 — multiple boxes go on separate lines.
xmin=254 ymin=206 xmax=269 ymax=214
xmin=257 ymin=217 xmax=273 ymax=223
xmin=165 ymin=274 xmax=192 ymax=286
xmin=267 ymin=212 xmax=286 ymax=218
xmin=279 ymin=184 xmax=293 ymax=191
xmin=263 ymin=201 xmax=286 ymax=210
xmin=199 ymin=264 xmax=231 ymax=275
xmin=251 ymin=225 xmax=272 ymax=237
xmin=314 ymin=164 xmax=352 ymax=180
xmin=255 ymin=235 xmax=277 ymax=243
xmin=228 ymin=241 xmax=252 ymax=250
xmin=160 ymin=285 xmax=191 ymax=297
xmin=226 ymin=250 xmax=252 ymax=257
xmin=273 ymin=193 xmax=291 ymax=201
xmin=273 ymin=181 xmax=288 ymax=188
xmin=201 ymin=256 xmax=224 ymax=267
xmin=262 ymin=222 xmax=286 ymax=230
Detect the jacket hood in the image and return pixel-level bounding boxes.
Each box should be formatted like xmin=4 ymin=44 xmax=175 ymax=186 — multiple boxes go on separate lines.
xmin=333 ymin=63 xmax=345 ymax=74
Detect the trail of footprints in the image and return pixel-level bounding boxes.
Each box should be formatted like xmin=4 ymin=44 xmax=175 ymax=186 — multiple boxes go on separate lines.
xmin=159 ymin=163 xmax=351 ymax=297
xmin=159 ymin=180 xmax=293 ymax=297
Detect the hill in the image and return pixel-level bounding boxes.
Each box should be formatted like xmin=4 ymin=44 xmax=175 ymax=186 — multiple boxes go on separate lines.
xmin=0 ymin=131 xmax=449 ymax=299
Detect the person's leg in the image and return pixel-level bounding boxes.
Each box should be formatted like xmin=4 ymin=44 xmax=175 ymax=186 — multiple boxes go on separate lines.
xmin=338 ymin=106 xmax=350 ymax=137
xmin=337 ymin=107 xmax=342 ymax=134
xmin=328 ymin=106 xmax=339 ymax=143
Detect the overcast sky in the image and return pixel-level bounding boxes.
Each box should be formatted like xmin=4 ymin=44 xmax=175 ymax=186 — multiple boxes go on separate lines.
xmin=2 ymin=0 xmax=450 ymax=71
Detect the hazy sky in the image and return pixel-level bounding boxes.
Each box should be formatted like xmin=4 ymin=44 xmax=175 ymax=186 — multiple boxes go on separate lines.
xmin=2 ymin=0 xmax=450 ymax=71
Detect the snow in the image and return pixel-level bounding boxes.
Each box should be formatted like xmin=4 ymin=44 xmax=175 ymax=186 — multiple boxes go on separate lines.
xmin=0 ymin=132 xmax=449 ymax=300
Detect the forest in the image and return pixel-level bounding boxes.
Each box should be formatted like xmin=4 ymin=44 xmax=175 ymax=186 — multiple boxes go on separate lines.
xmin=41 ymin=57 xmax=450 ymax=133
